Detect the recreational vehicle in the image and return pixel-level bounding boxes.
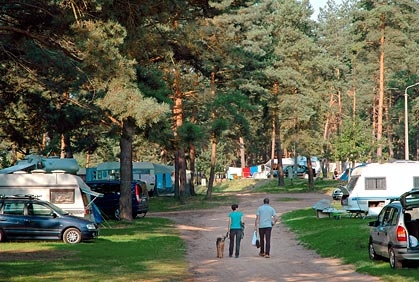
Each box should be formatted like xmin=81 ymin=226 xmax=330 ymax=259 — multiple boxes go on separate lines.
xmin=0 ymin=171 xmax=101 ymax=219
xmin=0 ymin=155 xmax=79 ymax=174
xmin=92 ymin=161 xmax=174 ymax=196
xmin=340 ymin=161 xmax=419 ymax=216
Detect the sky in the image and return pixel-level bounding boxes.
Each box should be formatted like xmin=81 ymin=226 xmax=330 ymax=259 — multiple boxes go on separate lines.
xmin=310 ymin=0 xmax=342 ymax=20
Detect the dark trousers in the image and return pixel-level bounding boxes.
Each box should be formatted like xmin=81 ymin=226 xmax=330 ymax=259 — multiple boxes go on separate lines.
xmin=229 ymin=228 xmax=242 ymax=257
xmin=259 ymin=227 xmax=272 ymax=255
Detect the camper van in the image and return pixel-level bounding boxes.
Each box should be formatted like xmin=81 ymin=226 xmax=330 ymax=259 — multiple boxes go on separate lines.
xmin=340 ymin=161 xmax=419 ymax=216
xmin=92 ymin=161 xmax=174 ymax=196
xmin=0 ymin=171 xmax=101 ymax=219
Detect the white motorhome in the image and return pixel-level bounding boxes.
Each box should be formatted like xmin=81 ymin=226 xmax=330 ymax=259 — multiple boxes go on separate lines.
xmin=0 ymin=171 xmax=101 ymax=219
xmin=340 ymin=161 xmax=419 ymax=216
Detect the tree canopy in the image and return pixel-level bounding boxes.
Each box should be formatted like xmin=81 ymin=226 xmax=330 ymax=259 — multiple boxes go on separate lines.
xmin=2 ymin=0 xmax=419 ymax=196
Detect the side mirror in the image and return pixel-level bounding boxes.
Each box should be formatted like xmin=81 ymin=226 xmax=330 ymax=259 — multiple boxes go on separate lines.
xmin=368 ymin=220 xmax=378 ymax=227
xmin=51 ymin=212 xmax=57 ymax=218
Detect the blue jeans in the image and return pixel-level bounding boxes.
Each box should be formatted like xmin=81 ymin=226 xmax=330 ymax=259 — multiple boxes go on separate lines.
xmin=229 ymin=229 xmax=242 ymax=257
xmin=259 ymin=227 xmax=272 ymax=255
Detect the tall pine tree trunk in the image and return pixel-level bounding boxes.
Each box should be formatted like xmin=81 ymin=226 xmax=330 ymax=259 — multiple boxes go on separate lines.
xmin=270 ymin=116 xmax=275 ymax=179
xmin=178 ymin=149 xmax=186 ymax=203
xmin=119 ymin=118 xmax=134 ymax=221
xmin=376 ymin=15 xmax=385 ymax=160
xmin=307 ymin=154 xmax=314 ymax=190
xmin=60 ymin=134 xmax=73 ymax=158
xmin=276 ymin=115 xmax=284 ymax=186
xmin=206 ymin=133 xmax=217 ymax=200
xmin=275 ymin=116 xmax=285 ymax=187
xmin=172 ymin=67 xmax=186 ymax=201
xmin=271 ymin=82 xmax=279 ymax=179
xmin=239 ymin=137 xmax=245 ymax=167
xmin=189 ymin=143 xmax=196 ymax=196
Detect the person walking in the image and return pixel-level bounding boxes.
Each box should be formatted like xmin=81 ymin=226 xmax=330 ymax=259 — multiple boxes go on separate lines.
xmin=227 ymin=204 xmax=244 ymax=258
xmin=254 ymin=198 xmax=278 ymax=258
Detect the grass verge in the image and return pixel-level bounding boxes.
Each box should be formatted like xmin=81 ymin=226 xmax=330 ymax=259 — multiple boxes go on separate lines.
xmin=282 ymin=208 xmax=419 ymax=282
xmin=0 ymin=217 xmax=190 ymax=282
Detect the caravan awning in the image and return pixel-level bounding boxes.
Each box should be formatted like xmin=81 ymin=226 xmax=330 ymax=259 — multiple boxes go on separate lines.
xmin=80 ymin=187 xmax=103 ymax=198
xmin=80 ymin=187 xmax=103 ymax=209
xmin=0 ymin=163 xmax=35 ymax=174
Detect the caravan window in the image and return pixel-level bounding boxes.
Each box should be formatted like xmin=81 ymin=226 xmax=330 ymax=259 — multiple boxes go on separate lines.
xmin=50 ymin=189 xmax=75 ymax=204
xmin=365 ymin=177 xmax=386 ymax=190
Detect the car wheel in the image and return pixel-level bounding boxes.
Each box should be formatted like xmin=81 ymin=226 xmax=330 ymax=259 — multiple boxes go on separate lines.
xmin=63 ymin=228 xmax=82 ymax=244
xmin=114 ymin=208 xmax=121 ymax=220
xmin=389 ymin=247 xmax=403 ymax=269
xmin=368 ymin=241 xmax=380 ymax=260
xmin=0 ymin=229 xmax=5 ymax=242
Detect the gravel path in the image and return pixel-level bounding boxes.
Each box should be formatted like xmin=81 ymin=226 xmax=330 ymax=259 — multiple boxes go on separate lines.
xmin=150 ymin=192 xmax=382 ymax=282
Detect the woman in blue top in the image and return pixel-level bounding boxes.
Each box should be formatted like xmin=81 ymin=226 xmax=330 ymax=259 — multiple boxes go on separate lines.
xmin=228 ymin=204 xmax=244 ymax=258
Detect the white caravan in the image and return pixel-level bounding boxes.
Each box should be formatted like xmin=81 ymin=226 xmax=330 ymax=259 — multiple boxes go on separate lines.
xmin=340 ymin=161 xmax=419 ymax=216
xmin=0 ymin=171 xmax=101 ymax=219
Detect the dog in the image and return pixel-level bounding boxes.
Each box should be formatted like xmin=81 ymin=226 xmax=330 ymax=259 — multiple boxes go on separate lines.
xmin=216 ymin=232 xmax=229 ymax=258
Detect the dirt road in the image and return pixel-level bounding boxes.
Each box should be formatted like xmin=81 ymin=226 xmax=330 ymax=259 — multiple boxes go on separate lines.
xmin=151 ymin=192 xmax=381 ymax=282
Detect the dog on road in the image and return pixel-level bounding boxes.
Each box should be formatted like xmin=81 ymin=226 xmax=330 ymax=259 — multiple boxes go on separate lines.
xmin=216 ymin=232 xmax=228 ymax=258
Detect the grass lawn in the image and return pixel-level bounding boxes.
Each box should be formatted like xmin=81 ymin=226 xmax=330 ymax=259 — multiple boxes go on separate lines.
xmin=0 ymin=217 xmax=190 ymax=282
xmin=283 ymin=208 xmax=419 ymax=282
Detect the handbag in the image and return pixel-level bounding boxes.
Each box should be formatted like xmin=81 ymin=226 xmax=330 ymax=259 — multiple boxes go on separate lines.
xmin=252 ymin=230 xmax=257 ymax=245
xmin=252 ymin=230 xmax=260 ymax=248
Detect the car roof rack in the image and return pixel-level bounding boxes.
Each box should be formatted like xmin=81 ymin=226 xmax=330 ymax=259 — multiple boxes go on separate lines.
xmin=0 ymin=194 xmax=41 ymax=200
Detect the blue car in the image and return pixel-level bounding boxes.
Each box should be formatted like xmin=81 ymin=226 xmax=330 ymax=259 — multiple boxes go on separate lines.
xmin=0 ymin=195 xmax=99 ymax=244
xmin=86 ymin=180 xmax=149 ymax=220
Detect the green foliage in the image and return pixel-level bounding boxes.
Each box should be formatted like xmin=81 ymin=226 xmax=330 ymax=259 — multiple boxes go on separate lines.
xmin=137 ymin=66 xmax=172 ymax=104
xmin=332 ymin=117 xmax=375 ymax=163
xmin=211 ymin=118 xmax=229 ymax=137
xmin=4 ymin=0 xmax=419 ymax=172
xmin=0 ymin=150 xmax=11 ymax=169
xmin=196 ymin=142 xmax=232 ymax=175
xmin=177 ymin=122 xmax=206 ymax=145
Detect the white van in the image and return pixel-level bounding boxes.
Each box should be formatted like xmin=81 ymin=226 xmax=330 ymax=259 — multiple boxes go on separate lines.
xmin=0 ymin=171 xmax=101 ymax=219
xmin=340 ymin=161 xmax=419 ymax=216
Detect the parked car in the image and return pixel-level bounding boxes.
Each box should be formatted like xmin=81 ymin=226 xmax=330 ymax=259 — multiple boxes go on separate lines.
xmin=0 ymin=195 xmax=99 ymax=244
xmin=368 ymin=188 xmax=419 ymax=268
xmin=86 ymin=180 xmax=149 ymax=220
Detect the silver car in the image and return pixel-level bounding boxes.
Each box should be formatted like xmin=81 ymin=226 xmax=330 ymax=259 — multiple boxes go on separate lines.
xmin=368 ymin=189 xmax=419 ymax=268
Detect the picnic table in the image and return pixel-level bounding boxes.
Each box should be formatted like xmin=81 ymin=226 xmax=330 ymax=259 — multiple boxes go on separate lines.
xmin=317 ymin=207 xmax=348 ymax=219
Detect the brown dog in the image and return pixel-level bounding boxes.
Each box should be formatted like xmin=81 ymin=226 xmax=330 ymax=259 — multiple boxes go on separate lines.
xmin=216 ymin=232 xmax=229 ymax=258
xmin=216 ymin=237 xmax=225 ymax=258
